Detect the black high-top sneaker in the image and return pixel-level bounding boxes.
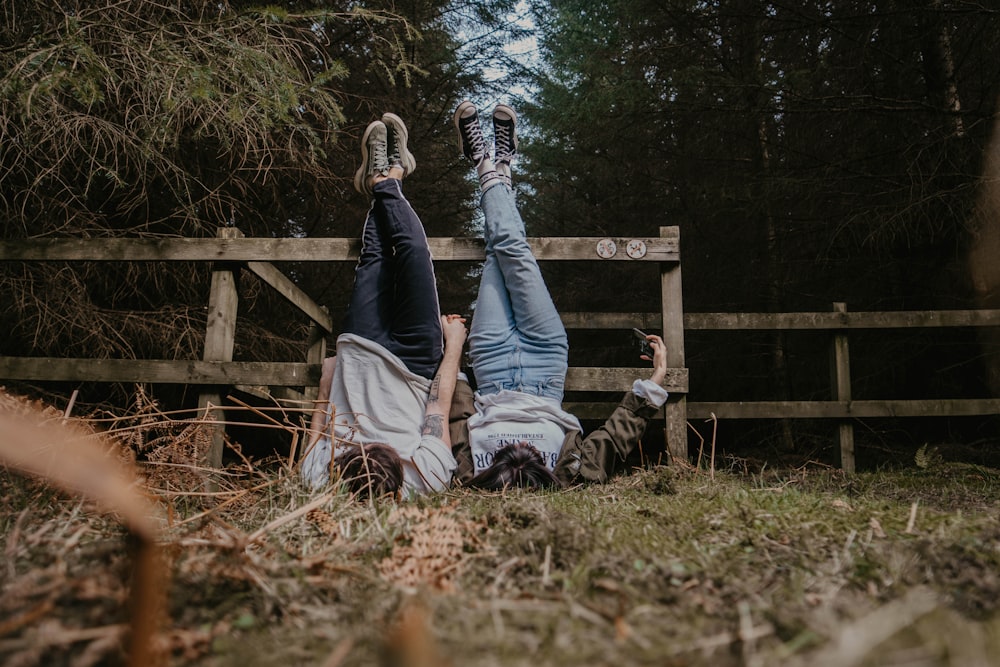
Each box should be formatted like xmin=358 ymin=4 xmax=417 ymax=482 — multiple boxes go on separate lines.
xmin=492 ymin=104 xmax=517 ymax=187
xmin=454 ymin=101 xmax=500 ymax=190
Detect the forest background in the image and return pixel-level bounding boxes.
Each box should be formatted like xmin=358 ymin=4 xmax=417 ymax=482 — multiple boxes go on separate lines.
xmin=3 ymin=0 xmax=1000 ymax=468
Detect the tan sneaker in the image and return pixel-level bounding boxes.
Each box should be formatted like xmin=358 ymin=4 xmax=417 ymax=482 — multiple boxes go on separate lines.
xmin=353 ymin=120 xmax=389 ymax=196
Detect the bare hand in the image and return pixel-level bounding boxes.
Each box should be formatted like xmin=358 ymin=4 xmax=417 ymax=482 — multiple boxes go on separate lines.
xmin=441 ymin=314 xmax=468 ymax=347
xmin=642 ymin=334 xmax=667 ymax=385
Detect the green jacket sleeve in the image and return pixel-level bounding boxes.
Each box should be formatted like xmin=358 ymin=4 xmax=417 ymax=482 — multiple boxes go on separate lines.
xmin=553 ymin=390 xmax=661 ymax=485
xmin=448 ymin=378 xmax=475 ymax=485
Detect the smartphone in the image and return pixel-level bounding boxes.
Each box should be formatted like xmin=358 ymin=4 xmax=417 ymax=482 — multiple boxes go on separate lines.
xmin=632 ymin=328 xmax=654 ymax=358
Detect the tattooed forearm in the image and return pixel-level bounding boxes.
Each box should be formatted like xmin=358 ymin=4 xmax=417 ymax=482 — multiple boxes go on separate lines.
xmin=421 ymin=413 xmax=444 ymax=438
xmin=420 ymin=340 xmax=461 ymax=445
xmin=427 ymin=374 xmax=442 ymax=404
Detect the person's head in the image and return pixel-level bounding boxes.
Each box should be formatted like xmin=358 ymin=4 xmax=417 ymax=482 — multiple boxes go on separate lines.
xmin=467 ymin=442 xmax=560 ymax=491
xmin=337 ymin=442 xmax=403 ymax=499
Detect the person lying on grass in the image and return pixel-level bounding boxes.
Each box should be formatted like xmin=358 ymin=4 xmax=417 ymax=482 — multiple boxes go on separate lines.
xmin=301 ymin=113 xmax=466 ymax=499
xmin=449 ymin=100 xmax=670 ymax=490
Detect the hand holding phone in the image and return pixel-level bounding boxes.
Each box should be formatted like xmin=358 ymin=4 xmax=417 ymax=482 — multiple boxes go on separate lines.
xmin=632 ymin=328 xmax=654 ymax=359
xmin=633 ymin=328 xmax=668 ymax=385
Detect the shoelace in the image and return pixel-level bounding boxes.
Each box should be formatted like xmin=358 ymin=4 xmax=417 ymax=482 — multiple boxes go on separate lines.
xmin=370 ymin=137 xmax=389 ymax=174
xmin=461 ymin=115 xmax=487 ymax=161
xmin=494 ymin=123 xmax=514 ymax=160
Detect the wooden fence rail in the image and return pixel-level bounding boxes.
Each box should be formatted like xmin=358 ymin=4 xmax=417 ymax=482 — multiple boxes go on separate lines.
xmin=561 ymin=309 xmax=1000 ymax=330
xmin=4 ymin=232 xmax=998 ymax=473
xmin=0 ymin=234 xmax=679 ymax=262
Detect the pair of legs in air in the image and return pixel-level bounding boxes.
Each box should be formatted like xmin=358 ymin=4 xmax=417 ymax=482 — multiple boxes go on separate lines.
xmin=344 ymin=115 xmax=441 ymax=380
xmin=455 ymin=102 xmax=568 ymax=401
xmin=303 ymin=114 xmax=465 ymax=496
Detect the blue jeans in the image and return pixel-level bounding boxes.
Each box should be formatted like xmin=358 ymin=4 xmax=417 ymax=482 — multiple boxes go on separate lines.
xmin=469 ymin=183 xmax=568 ymax=400
xmin=342 ymin=178 xmax=442 ymax=379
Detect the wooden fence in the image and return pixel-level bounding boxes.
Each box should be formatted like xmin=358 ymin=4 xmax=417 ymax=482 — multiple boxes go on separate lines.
xmin=687 ymin=304 xmax=1000 ymax=472
xmin=0 ymin=227 xmax=688 ymax=467
xmin=4 ymin=230 xmax=999 ymax=473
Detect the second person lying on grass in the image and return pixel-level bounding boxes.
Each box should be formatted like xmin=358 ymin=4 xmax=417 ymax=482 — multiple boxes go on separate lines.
xmin=450 ymin=101 xmax=669 ymax=489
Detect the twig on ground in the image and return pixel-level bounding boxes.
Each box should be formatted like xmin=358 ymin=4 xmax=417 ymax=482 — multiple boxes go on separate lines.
xmin=789 ymin=586 xmax=939 ymax=667
xmin=709 ymin=412 xmax=718 ymax=481
xmin=62 ymin=389 xmax=79 ymax=420
xmin=738 ymin=601 xmax=760 ymax=665
xmin=320 ymin=638 xmax=354 ymax=667
xmin=0 ymin=599 xmax=55 ymax=637
xmin=0 ymin=623 xmax=127 ymax=653
xmin=905 ymin=501 xmax=919 ymax=534
xmin=246 ymin=489 xmax=339 ymax=545
xmin=688 ymin=420 xmax=706 ymax=470
xmin=542 ymin=544 xmax=552 ymax=587
xmin=5 ymin=506 xmax=30 ymax=579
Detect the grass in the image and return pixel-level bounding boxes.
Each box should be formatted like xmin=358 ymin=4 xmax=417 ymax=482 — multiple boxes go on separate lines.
xmin=2 ymin=392 xmax=1000 ymax=666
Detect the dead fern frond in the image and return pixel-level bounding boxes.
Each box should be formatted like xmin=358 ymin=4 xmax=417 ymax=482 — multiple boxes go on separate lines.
xmin=378 ymin=504 xmax=479 ymax=593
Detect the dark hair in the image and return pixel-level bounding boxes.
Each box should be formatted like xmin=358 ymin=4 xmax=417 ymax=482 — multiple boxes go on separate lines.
xmin=337 ymin=443 xmax=403 ymax=499
xmin=467 ymin=442 xmax=560 ymax=491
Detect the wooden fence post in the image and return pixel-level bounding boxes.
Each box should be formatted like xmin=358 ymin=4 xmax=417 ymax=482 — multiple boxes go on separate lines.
xmin=198 ymin=227 xmax=243 ymax=468
xmin=830 ymin=302 xmax=855 ymax=473
xmin=303 ymin=306 xmax=329 ymax=403
xmin=294 ymin=308 xmax=330 ymax=464
xmin=661 ymin=226 xmax=688 ymax=463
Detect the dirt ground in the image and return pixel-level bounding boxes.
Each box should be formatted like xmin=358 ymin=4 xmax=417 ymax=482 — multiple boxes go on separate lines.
xmin=2 ymin=390 xmax=1000 ymax=666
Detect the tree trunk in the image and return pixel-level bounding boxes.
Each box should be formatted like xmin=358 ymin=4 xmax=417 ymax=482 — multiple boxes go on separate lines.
xmin=919 ymin=0 xmax=965 ymax=138
xmin=969 ymin=111 xmax=1000 ymax=395
xmin=739 ymin=5 xmax=796 ymax=451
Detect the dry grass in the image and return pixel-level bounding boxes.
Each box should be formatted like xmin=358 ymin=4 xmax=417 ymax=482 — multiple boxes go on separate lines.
xmin=2 ymin=386 xmax=1000 ymax=666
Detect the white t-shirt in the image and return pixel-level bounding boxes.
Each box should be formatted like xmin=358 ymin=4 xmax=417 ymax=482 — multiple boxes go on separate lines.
xmin=301 ymin=334 xmax=456 ymax=496
xmin=466 ymin=379 xmax=669 ymax=474
xmin=467 ymin=390 xmax=582 ymax=473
